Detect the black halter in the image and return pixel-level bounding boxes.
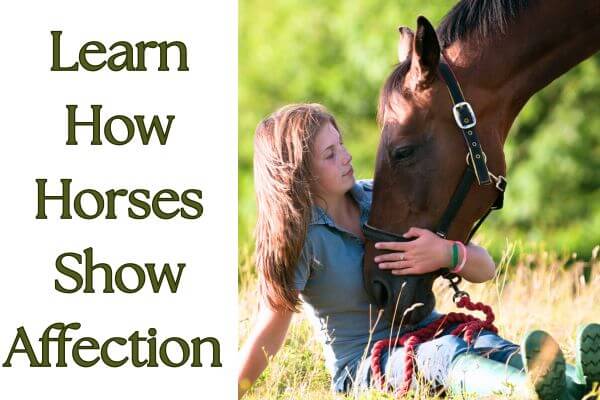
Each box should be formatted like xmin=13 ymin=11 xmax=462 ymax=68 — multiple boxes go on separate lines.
xmin=362 ymin=56 xmax=507 ymax=246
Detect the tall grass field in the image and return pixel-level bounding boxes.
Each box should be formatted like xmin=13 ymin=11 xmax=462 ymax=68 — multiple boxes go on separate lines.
xmin=239 ymin=243 xmax=600 ymax=399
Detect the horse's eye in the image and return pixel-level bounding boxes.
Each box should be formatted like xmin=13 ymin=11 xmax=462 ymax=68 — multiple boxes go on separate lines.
xmin=391 ymin=145 xmax=416 ymax=161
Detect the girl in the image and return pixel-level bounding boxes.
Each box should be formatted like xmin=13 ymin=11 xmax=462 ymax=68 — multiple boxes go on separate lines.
xmin=238 ymin=103 xmax=599 ymax=399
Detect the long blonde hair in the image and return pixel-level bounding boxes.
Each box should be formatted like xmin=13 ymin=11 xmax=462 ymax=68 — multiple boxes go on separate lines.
xmin=253 ymin=103 xmax=339 ymax=312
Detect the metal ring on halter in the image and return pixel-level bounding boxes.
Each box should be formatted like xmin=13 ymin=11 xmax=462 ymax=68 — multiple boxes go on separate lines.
xmin=465 ymin=150 xmax=487 ymax=166
xmin=464 ymin=152 xmax=507 ymax=192
xmin=488 ymin=171 xmax=507 ymax=192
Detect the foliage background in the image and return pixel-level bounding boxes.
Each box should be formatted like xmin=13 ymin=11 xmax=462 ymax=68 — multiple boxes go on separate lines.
xmin=239 ymin=0 xmax=600 ymax=262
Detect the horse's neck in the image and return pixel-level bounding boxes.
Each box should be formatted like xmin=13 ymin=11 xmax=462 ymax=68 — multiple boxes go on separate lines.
xmin=445 ymin=0 xmax=600 ymax=141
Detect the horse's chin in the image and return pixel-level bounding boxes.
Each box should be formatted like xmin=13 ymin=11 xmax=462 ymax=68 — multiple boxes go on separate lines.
xmin=385 ymin=274 xmax=437 ymax=327
xmin=363 ymin=245 xmax=439 ymax=327
xmin=399 ymin=295 xmax=436 ymax=326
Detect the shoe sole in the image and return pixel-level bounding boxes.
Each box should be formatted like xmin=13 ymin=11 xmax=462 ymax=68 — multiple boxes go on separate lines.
xmin=577 ymin=323 xmax=600 ymax=389
xmin=522 ymin=330 xmax=566 ymax=400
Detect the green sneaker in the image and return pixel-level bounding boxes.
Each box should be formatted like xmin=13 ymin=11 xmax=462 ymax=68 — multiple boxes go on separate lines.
xmin=522 ymin=330 xmax=567 ymax=399
xmin=576 ymin=323 xmax=600 ymax=392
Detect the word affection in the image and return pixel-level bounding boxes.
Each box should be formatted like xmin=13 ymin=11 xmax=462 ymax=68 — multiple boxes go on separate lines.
xmin=3 ymin=323 xmax=220 ymax=368
xmin=1 ymin=32 xmax=221 ymax=369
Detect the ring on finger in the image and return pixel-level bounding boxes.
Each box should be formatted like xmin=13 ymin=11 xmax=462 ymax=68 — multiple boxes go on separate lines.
xmin=399 ymin=253 xmax=405 ymax=261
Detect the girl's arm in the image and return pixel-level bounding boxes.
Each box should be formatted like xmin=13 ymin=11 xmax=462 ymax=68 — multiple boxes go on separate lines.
xmin=373 ymin=227 xmax=496 ymax=283
xmin=238 ymin=295 xmax=295 ymax=399
xmin=453 ymin=242 xmax=496 ymax=283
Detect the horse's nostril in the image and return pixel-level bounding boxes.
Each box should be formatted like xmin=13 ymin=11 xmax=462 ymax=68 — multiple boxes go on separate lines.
xmin=372 ymin=279 xmax=390 ymax=308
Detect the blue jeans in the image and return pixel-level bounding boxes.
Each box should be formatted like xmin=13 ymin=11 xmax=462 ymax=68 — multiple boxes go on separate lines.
xmin=336 ymin=322 xmax=521 ymax=393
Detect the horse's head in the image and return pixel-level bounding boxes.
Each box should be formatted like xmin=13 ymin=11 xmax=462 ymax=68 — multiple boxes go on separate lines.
xmin=363 ymin=16 xmax=507 ymax=326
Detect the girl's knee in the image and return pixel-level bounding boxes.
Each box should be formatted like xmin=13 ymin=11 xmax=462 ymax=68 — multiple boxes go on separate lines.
xmin=473 ymin=330 xmax=516 ymax=350
xmin=420 ymin=334 xmax=469 ymax=360
xmin=472 ymin=331 xmax=521 ymax=365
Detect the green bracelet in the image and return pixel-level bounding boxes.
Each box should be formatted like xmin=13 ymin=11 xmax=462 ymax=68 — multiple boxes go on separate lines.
xmin=451 ymin=242 xmax=459 ymax=268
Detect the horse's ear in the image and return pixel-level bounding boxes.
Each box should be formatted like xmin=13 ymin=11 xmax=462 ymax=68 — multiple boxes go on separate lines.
xmin=398 ymin=27 xmax=414 ymax=63
xmin=409 ymin=16 xmax=440 ymax=88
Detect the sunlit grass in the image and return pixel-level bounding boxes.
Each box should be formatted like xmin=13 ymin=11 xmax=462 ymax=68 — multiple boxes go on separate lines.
xmin=239 ymin=243 xmax=600 ymax=399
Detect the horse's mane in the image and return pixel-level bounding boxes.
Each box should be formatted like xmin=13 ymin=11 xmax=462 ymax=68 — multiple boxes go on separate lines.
xmin=378 ymin=0 xmax=533 ymax=125
xmin=437 ymin=0 xmax=532 ymax=48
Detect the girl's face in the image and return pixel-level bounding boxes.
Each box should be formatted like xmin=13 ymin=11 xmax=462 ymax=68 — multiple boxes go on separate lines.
xmin=310 ymin=122 xmax=355 ymax=199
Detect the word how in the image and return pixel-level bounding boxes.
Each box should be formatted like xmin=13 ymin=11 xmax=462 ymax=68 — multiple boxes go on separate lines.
xmin=66 ymin=105 xmax=174 ymax=145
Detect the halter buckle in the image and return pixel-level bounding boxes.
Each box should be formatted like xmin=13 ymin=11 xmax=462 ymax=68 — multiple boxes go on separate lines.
xmin=453 ymin=101 xmax=477 ymax=129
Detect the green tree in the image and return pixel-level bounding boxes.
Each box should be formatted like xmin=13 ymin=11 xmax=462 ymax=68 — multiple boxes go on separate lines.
xmin=239 ymin=0 xmax=600 ymax=261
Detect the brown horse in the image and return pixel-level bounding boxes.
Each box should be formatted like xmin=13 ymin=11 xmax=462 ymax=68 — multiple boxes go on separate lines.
xmin=363 ymin=0 xmax=600 ymax=326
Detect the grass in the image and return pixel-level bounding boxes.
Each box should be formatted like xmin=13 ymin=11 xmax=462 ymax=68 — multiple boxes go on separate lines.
xmin=239 ymin=243 xmax=600 ymax=399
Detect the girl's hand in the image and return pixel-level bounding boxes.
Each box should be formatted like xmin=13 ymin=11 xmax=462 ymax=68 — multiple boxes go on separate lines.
xmin=374 ymin=227 xmax=452 ymax=275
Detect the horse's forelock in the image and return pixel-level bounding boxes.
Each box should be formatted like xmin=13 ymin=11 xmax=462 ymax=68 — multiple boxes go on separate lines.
xmin=377 ymin=60 xmax=412 ymax=127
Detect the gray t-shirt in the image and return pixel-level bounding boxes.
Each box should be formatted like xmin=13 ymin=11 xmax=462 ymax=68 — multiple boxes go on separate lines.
xmin=294 ymin=179 xmax=441 ymax=389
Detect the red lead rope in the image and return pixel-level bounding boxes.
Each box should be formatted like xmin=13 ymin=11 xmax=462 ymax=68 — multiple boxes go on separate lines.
xmin=369 ymin=295 xmax=497 ymax=396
